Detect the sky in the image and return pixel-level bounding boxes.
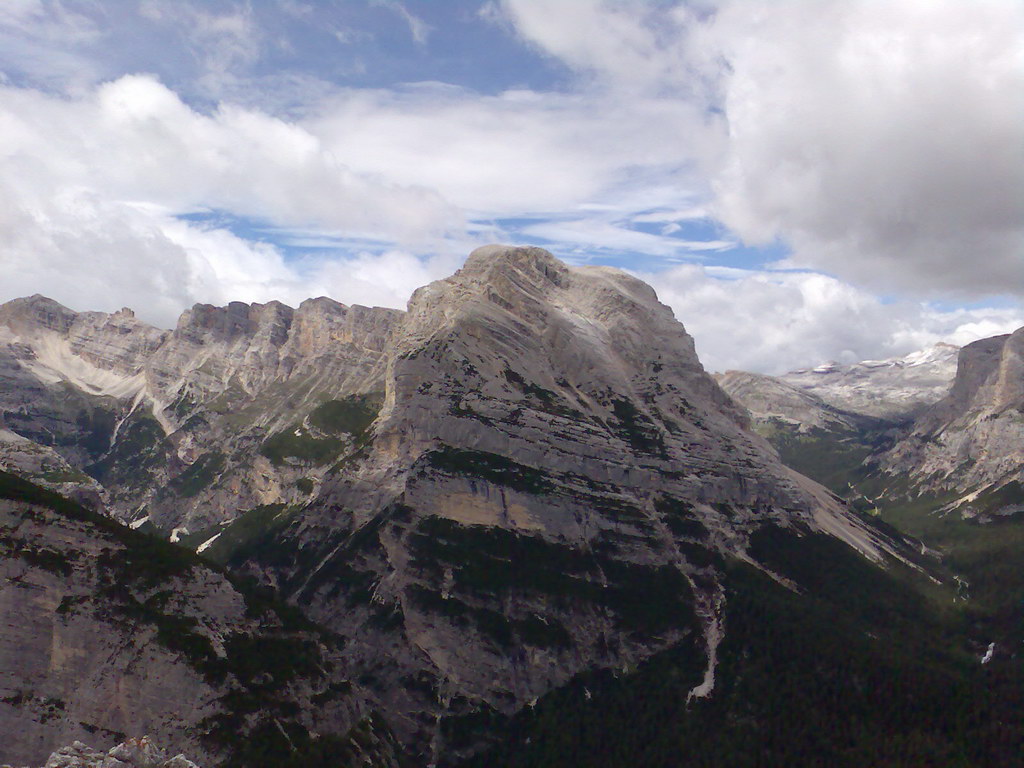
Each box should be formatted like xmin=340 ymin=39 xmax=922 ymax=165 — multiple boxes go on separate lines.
xmin=0 ymin=0 xmax=1022 ymax=373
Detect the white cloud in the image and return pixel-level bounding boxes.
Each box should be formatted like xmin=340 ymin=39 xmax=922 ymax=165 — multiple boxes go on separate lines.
xmin=697 ymin=0 xmax=1024 ymax=297
xmin=304 ymin=83 xmax=707 ymax=217
xmin=500 ymin=0 xmax=1024 ymax=298
xmin=643 ymin=265 xmax=1024 ymax=374
xmin=0 ymin=74 xmax=457 ymax=239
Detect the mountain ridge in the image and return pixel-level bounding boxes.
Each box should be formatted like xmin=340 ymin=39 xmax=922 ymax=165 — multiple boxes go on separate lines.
xmin=0 ymin=245 xmax=975 ymax=765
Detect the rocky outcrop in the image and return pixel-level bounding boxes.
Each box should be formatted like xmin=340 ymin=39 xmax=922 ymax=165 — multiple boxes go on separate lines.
xmin=779 ymin=343 xmax=959 ymax=421
xmin=0 ymin=293 xmax=401 ymax=534
xmin=877 ymin=328 xmax=1024 ymax=512
xmin=2 ymin=736 xmax=199 ymax=768
xmin=0 ymin=471 xmax=373 ymax=768
xmin=0 ymin=427 xmax=105 ymax=510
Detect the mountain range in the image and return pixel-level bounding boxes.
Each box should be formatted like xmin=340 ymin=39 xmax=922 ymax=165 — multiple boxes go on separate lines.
xmin=1 ymin=245 xmax=1020 ymax=767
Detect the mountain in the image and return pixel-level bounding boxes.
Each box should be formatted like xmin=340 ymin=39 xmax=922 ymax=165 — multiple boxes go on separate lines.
xmin=878 ymin=329 xmax=1024 ymax=510
xmin=0 ymin=292 xmax=401 ymax=534
xmin=716 ymin=369 xmax=893 ymax=496
xmin=718 ymin=344 xmax=960 ymax=496
xmin=778 ymin=343 xmax=960 ymax=421
xmin=716 ymin=369 xmax=880 ymax=435
xmin=1 ymin=246 xmax=1019 ymax=766
xmin=219 ymin=245 xmax=900 ymax=761
xmin=724 ymin=328 xmax=1024 ymax=684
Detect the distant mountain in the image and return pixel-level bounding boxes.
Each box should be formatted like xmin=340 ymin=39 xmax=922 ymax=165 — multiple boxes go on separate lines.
xmin=778 ymin=343 xmax=960 ymax=421
xmin=716 ymin=369 xmax=882 ymax=434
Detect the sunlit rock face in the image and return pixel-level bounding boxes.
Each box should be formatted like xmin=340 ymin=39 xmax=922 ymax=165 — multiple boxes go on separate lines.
xmin=0 ymin=291 xmax=402 ymax=534
xmin=877 ymin=328 xmax=1024 ymax=513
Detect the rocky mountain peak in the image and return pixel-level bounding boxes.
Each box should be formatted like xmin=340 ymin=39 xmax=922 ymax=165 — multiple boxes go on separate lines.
xmin=0 ymin=295 xmax=78 ymax=337
xmin=175 ymin=300 xmax=295 ymax=345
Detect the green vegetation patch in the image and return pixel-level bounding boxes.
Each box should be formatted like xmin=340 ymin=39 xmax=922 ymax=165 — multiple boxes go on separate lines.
xmin=759 ymin=420 xmax=884 ymax=495
xmin=86 ymin=411 xmax=171 ymax=487
xmin=966 ymin=480 xmax=1024 ymax=518
xmin=308 ymin=394 xmax=382 ymax=437
xmin=409 ymin=516 xmax=696 ymax=637
xmin=425 ymin=447 xmax=554 ymax=495
xmin=39 ymin=468 xmax=93 ymax=485
xmin=167 ymin=451 xmax=225 ymax=498
xmin=260 ymin=428 xmax=344 ymax=467
xmin=201 ymin=504 xmax=294 ymax=565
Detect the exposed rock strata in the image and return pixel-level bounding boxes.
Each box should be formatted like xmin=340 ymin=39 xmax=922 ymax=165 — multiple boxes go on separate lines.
xmin=0 ymin=474 xmax=371 ymax=768
xmin=0 ymin=246 xmax=908 ymax=764
xmin=877 ymin=328 xmax=1024 ymax=512
xmin=0 ymin=293 xmax=401 ymax=533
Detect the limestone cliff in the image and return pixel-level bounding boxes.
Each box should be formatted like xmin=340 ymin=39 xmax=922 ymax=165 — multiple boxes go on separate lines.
xmin=0 ymin=471 xmax=382 ymax=768
xmin=877 ymin=328 xmax=1024 ymax=515
xmin=0 ymin=293 xmax=401 ymax=534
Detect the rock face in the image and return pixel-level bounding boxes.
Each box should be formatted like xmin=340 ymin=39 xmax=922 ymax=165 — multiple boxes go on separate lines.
xmin=877 ymin=328 xmax=1024 ymax=512
xmin=225 ymin=245 xmax=893 ymax=761
xmin=778 ymin=343 xmax=959 ymax=421
xmin=0 ymin=472 xmax=377 ymax=768
xmin=0 ymin=293 xmax=401 ymax=535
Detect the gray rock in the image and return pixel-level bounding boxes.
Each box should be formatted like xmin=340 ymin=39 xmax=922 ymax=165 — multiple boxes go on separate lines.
xmin=778 ymin=343 xmax=959 ymax=421
xmin=877 ymin=327 xmax=1024 ymax=508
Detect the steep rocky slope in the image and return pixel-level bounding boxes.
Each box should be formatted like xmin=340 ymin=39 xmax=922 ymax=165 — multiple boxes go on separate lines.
xmin=220 ymin=245 xmax=898 ymax=762
xmin=0 ymin=293 xmax=400 ymax=534
xmin=779 ymin=343 xmax=959 ymax=421
xmin=0 ymin=471 xmax=400 ymax=768
xmin=878 ymin=328 xmax=1024 ymax=514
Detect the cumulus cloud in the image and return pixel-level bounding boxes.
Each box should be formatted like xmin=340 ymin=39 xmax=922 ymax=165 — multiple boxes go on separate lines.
xmin=0 ymin=72 xmax=465 ymax=325
xmin=643 ymin=266 xmax=1024 ymax=374
xmin=0 ymin=0 xmax=1020 ymax=374
xmin=698 ymin=0 xmax=1024 ymax=297
xmin=501 ymin=0 xmax=1024 ymax=298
